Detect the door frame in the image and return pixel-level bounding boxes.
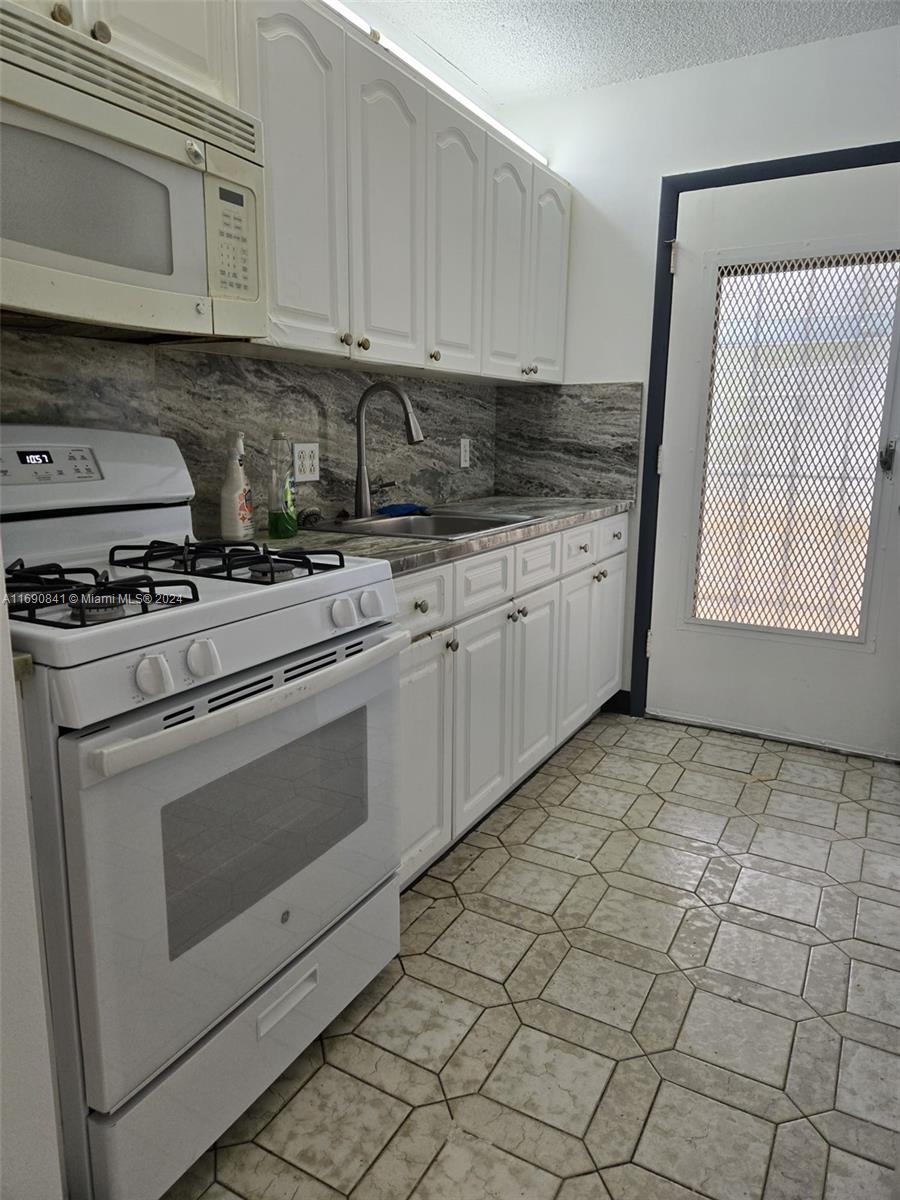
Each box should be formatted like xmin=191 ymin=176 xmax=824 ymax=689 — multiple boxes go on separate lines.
xmin=629 ymin=139 xmax=900 ymax=716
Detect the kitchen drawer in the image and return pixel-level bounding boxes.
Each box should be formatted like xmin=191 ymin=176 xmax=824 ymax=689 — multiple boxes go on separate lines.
xmin=594 ymin=513 xmax=628 ymax=561
xmin=88 ymin=879 xmax=399 ymax=1200
xmin=453 ymin=547 xmax=514 ymax=617
xmin=561 ymin=524 xmax=596 ymax=575
xmin=394 ymin=565 xmax=453 ymax=637
xmin=514 ymin=533 xmax=561 ymax=592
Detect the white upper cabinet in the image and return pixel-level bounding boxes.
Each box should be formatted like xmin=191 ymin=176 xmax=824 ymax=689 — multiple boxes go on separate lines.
xmin=425 ymin=95 xmax=485 ymax=374
xmin=238 ymin=2 xmax=350 ymax=354
xmin=482 ymin=138 xmax=532 ymax=380
xmin=81 ymin=0 xmax=237 ymax=102
xmin=347 ymin=37 xmax=426 ymax=366
xmin=527 ymin=166 xmax=571 ymax=383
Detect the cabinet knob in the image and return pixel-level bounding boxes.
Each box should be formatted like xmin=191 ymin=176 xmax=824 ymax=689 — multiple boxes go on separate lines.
xmin=357 ymin=337 xmax=371 ymax=351
xmin=429 ymin=349 xmax=441 ymax=362
xmin=507 ymin=610 xmax=519 ymax=622
xmin=340 ymin=331 xmax=353 ymax=346
xmin=518 ymin=606 xmax=528 ymax=617
xmin=50 ymin=2 xmax=72 ymax=24
xmin=578 ymin=543 xmax=590 ymax=553
xmin=612 ymin=530 xmax=623 ymax=540
xmin=530 ymin=365 xmax=539 ymax=375
xmin=414 ymin=598 xmax=430 ymax=613
xmin=91 ymin=19 xmax=112 ymax=42
xmin=594 ymin=568 xmax=608 ymax=582
xmin=446 ymin=638 xmax=459 ymax=652
xmin=521 ymin=366 xmax=530 ymax=376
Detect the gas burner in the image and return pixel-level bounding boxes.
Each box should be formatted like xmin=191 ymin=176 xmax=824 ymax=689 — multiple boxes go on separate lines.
xmin=109 ymin=539 xmax=346 ymax=584
xmin=4 ymin=559 xmax=200 ymax=627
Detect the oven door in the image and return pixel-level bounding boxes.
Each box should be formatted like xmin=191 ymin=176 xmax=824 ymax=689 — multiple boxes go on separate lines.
xmin=58 ymin=627 xmax=407 ymax=1115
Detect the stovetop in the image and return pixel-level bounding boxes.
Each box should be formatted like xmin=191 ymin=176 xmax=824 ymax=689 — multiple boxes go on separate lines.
xmin=108 ymin=537 xmax=348 ymax=585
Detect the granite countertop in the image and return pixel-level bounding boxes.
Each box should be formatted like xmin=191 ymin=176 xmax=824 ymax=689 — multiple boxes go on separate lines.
xmin=268 ymin=496 xmax=632 ymax=576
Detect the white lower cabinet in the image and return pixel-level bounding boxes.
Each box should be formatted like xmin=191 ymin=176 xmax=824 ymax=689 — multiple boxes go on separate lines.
xmin=510 ymin=581 xmax=559 ymax=780
xmin=591 ymin=552 xmax=627 ymax=706
xmin=396 ymin=632 xmax=454 ymax=888
xmin=558 ymin=564 xmax=595 ymax=741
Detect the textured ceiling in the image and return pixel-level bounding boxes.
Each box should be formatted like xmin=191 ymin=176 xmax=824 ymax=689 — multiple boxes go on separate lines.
xmin=350 ymin=1 xmax=900 ymax=104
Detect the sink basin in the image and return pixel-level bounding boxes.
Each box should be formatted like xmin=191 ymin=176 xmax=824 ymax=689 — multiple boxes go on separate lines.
xmin=315 ymin=511 xmax=538 ymax=541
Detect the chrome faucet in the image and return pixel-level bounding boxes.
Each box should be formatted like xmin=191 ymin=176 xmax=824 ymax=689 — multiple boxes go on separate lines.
xmin=354 ymin=382 xmax=425 ymax=517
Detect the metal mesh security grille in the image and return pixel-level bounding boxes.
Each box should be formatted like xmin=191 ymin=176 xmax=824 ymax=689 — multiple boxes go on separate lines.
xmin=693 ymin=251 xmax=900 ymax=638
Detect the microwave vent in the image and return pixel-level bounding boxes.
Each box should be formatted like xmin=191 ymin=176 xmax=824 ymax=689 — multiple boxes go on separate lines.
xmin=0 ymin=2 xmax=261 ymax=164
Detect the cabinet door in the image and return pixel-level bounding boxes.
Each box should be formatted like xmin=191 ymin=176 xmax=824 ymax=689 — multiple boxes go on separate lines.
xmin=511 ymin=581 xmax=559 ymax=782
xmin=426 ymin=95 xmax=485 ymax=373
xmin=558 ymin=564 xmax=594 ymax=741
xmin=453 ymin=602 xmax=514 ymax=831
xmin=591 ymin=552 xmax=627 ymax=708
xmin=238 ymin=2 xmax=350 ymax=354
xmin=527 ymin=167 xmax=571 ymax=383
xmin=396 ymin=632 xmax=453 ymax=889
xmin=347 ymin=37 xmax=426 ymax=366
xmin=482 ymin=137 xmax=532 ymax=380
xmin=82 ymin=0 xmax=237 ymax=101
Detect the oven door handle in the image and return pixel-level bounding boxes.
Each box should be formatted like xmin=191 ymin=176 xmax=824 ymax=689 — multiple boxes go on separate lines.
xmin=87 ymin=628 xmax=410 ymax=781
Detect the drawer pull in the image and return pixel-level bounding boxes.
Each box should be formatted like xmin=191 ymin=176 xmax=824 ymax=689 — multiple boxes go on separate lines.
xmin=612 ymin=530 xmax=623 ymax=540
xmin=256 ymin=966 xmax=318 ymax=1039
xmin=594 ymin=569 xmax=608 ymax=582
xmin=518 ymin=606 xmax=528 ymax=617
xmin=507 ymin=610 xmax=519 ymax=622
xmin=446 ymin=638 xmax=459 ymax=652
xmin=578 ymin=543 xmax=590 ymax=553
xmin=414 ymin=599 xmax=430 ymax=613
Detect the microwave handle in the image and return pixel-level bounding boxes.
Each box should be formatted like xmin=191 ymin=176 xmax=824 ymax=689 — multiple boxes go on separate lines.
xmin=88 ymin=628 xmax=410 ymax=781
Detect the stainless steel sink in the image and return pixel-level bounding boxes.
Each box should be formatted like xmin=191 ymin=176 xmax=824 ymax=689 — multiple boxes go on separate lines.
xmin=315 ymin=511 xmax=538 ymax=541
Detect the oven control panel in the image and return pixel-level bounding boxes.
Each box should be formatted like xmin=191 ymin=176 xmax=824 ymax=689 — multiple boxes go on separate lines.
xmin=0 ymin=444 xmax=102 ymax=485
xmin=205 ymin=177 xmax=259 ymax=300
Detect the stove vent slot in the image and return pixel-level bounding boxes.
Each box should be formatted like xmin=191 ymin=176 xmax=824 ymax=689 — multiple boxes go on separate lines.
xmin=344 ymin=642 xmax=365 ymax=658
xmin=207 ymin=676 xmax=274 ymax=713
xmin=163 ymin=705 xmax=196 ymax=729
xmin=283 ymin=649 xmax=338 ymax=682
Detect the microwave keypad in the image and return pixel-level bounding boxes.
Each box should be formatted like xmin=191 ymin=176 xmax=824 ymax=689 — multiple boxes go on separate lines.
xmin=0 ymin=445 xmax=102 ymax=485
xmin=208 ymin=181 xmax=258 ymax=300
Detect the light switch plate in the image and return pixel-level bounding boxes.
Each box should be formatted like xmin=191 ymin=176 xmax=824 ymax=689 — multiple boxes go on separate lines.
xmin=293 ymin=442 xmax=319 ymax=482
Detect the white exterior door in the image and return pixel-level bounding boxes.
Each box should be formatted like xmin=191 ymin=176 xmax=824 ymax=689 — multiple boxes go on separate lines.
xmin=426 ymin=95 xmax=485 ymax=373
xmin=482 ymin=137 xmax=532 ymax=380
xmin=527 ymin=167 xmax=570 ymax=383
xmin=511 ymin=581 xmax=559 ymax=780
xmin=347 ymin=38 xmax=426 ymax=366
xmin=82 ymin=0 xmax=237 ymax=101
xmin=396 ymin=632 xmax=453 ymax=888
xmin=558 ymin=564 xmax=594 ymax=741
xmin=453 ymin=602 xmax=514 ymax=830
xmin=238 ymin=2 xmax=350 ymax=354
xmin=648 ymin=164 xmax=900 ymax=757
xmin=591 ymin=552 xmax=626 ymax=707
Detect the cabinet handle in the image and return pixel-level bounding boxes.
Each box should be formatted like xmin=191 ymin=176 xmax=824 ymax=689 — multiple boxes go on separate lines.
xmin=530 ymin=365 xmax=539 ymax=375
xmin=414 ymin=599 xmax=430 ymax=613
xmin=446 ymin=638 xmax=459 ymax=652
xmin=507 ymin=610 xmax=519 ymax=622
xmin=578 ymin=543 xmax=590 ymax=553
xmin=91 ymin=19 xmax=112 ymax=42
xmin=521 ymin=366 xmax=530 ymax=376
xmin=612 ymin=530 xmax=623 ymax=540
xmin=593 ymin=569 xmax=608 ymax=582
xmin=429 ymin=349 xmax=441 ymax=362
xmin=518 ymin=606 xmax=528 ymax=617
xmin=357 ymin=337 xmax=371 ymax=351
xmin=339 ymin=332 xmax=353 ymax=346
xmin=50 ymin=3 xmax=72 ymax=24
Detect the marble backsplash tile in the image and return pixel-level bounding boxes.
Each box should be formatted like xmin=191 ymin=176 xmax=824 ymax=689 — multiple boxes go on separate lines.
xmin=494 ymin=382 xmax=642 ymax=501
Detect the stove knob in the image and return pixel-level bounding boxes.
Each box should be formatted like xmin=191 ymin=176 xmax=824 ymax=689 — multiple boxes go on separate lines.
xmin=134 ymin=654 xmax=175 ymax=698
xmin=359 ymin=589 xmax=384 ymax=618
xmin=331 ymin=596 xmax=358 ymax=628
xmin=186 ymin=638 xmax=223 ymax=679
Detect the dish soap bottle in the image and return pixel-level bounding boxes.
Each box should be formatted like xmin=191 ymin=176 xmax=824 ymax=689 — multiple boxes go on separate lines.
xmin=220 ymin=431 xmax=255 ymax=541
xmin=267 ymin=432 xmax=298 ymax=538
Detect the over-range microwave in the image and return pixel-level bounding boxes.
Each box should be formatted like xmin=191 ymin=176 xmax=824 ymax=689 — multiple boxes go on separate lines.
xmin=0 ymin=0 xmax=266 ymax=338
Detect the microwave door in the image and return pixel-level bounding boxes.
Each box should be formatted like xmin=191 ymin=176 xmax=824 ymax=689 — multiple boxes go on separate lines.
xmin=58 ymin=638 xmax=402 ymax=1115
xmin=0 ymin=100 xmax=213 ymax=334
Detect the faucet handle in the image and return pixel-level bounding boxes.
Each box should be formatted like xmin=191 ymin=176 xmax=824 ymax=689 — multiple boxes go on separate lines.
xmin=370 ymin=480 xmax=397 ymax=496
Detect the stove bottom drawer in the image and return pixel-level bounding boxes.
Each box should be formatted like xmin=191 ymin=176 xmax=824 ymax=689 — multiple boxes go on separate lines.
xmin=87 ymin=876 xmax=399 ymax=1200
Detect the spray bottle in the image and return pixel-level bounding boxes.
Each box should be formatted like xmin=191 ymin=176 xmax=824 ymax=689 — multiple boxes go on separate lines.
xmin=220 ymin=431 xmax=255 ymax=541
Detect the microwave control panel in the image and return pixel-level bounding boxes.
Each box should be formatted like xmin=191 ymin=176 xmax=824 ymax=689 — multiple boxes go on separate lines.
xmin=0 ymin=445 xmax=102 ymax=485
xmin=205 ymin=178 xmax=259 ymax=301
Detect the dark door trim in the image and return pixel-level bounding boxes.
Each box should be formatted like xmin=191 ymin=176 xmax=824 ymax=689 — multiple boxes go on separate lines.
xmin=630 ymin=140 xmax=900 ymax=716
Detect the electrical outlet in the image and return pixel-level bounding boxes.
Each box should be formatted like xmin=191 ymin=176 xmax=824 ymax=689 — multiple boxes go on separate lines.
xmin=293 ymin=442 xmax=319 ymax=482
xmin=460 ymin=437 xmax=471 ymax=468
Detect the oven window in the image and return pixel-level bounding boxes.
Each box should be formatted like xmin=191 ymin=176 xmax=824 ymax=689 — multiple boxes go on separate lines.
xmin=161 ymin=708 xmax=368 ymax=959
xmin=0 ymin=124 xmax=174 ymax=274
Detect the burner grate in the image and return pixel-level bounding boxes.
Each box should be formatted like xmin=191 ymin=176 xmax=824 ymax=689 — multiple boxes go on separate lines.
xmin=5 ymin=559 xmax=200 ymax=627
xmin=108 ymin=538 xmax=346 ymax=583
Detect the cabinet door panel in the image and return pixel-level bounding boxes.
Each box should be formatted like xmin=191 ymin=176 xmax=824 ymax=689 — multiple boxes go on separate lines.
xmin=558 ymin=565 xmax=594 ymax=741
xmin=453 ymin=604 xmax=513 ymax=830
xmin=482 ymin=138 xmax=531 ymax=380
xmin=591 ymin=552 xmax=627 ymax=708
xmin=527 ymin=167 xmax=571 ymax=382
xmin=83 ymin=0 xmax=237 ymax=101
xmin=347 ymin=38 xmax=426 ymax=365
xmin=397 ymin=633 xmax=453 ymax=888
xmin=426 ymin=95 xmax=485 ymax=373
xmin=239 ymin=2 xmax=349 ymax=353
xmin=511 ymin=581 xmax=559 ymax=781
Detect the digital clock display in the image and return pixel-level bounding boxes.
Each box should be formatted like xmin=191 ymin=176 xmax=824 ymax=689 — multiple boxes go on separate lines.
xmin=17 ymin=451 xmax=53 ymax=465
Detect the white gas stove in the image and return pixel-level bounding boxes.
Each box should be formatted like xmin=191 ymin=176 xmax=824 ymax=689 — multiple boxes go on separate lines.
xmin=2 ymin=425 xmax=405 ymax=1200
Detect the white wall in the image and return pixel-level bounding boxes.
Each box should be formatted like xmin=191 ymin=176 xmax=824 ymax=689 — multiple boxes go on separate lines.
xmin=503 ymin=25 xmax=900 ymax=386
xmin=0 ymin=566 xmax=66 ymax=1200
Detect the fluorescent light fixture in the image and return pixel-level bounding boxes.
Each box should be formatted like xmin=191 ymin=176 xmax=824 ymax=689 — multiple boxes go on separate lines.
xmin=319 ymin=0 xmax=549 ymax=166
